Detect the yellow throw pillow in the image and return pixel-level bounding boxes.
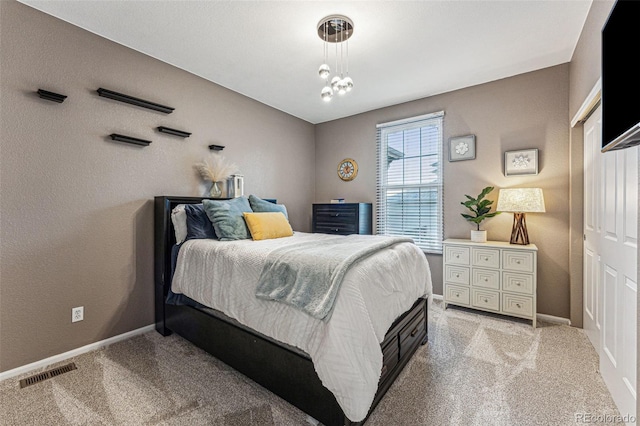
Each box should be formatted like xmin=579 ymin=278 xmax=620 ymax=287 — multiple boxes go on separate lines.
xmin=243 ymin=212 xmax=293 ymax=241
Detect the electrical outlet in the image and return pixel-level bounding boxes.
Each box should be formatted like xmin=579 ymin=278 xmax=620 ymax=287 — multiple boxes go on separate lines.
xmin=72 ymin=306 xmax=84 ymax=323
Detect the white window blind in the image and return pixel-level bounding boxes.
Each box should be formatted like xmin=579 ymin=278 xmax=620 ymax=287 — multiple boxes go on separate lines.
xmin=376 ymin=112 xmax=444 ymax=253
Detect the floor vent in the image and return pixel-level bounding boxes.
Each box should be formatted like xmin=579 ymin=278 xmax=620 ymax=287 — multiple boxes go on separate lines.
xmin=19 ymin=363 xmax=77 ymax=389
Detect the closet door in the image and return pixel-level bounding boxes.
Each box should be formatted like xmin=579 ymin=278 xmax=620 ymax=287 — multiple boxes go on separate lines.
xmin=585 ymin=104 xmax=638 ymax=420
xmin=583 ymin=106 xmax=601 ymax=350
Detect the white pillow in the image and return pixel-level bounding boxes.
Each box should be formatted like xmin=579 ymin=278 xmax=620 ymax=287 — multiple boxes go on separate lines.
xmin=171 ymin=204 xmax=188 ymax=244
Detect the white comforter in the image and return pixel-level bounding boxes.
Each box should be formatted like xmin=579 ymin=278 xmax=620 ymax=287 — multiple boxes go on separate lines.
xmin=171 ymin=232 xmax=432 ymax=422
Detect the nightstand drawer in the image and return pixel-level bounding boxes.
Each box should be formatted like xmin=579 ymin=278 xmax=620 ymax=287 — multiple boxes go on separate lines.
xmin=472 ymin=247 xmax=500 ymax=268
xmin=471 ymin=289 xmax=500 ymax=312
xmin=444 ymin=245 xmax=470 ymax=265
xmin=502 ymin=293 xmax=534 ymax=318
xmin=502 ymin=250 xmax=534 ymax=272
xmin=445 ymin=285 xmax=470 ymax=306
xmin=502 ymin=272 xmax=534 ymax=295
xmin=444 ymin=265 xmax=470 ymax=285
xmin=472 ymin=268 xmax=500 ymax=290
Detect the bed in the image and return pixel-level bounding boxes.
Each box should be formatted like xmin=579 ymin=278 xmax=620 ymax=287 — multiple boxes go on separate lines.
xmin=154 ymin=196 xmax=432 ymax=425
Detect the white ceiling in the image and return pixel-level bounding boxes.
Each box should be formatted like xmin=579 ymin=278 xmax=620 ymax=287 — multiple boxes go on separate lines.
xmin=19 ymin=1 xmax=592 ymax=124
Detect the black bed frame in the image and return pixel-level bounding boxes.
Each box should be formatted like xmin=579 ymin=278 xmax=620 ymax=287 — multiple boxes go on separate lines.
xmin=154 ymin=196 xmax=428 ymax=426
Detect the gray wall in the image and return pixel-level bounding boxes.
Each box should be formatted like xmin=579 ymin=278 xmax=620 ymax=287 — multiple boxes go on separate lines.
xmin=566 ymin=0 xmax=615 ymax=329
xmin=0 ymin=1 xmax=315 ymax=372
xmin=315 ymin=64 xmax=571 ymax=319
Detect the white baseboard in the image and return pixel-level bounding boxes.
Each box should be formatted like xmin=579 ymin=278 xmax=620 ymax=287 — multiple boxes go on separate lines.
xmin=536 ymin=313 xmax=571 ymax=326
xmin=431 ymin=294 xmax=443 ymax=301
xmin=0 ymin=324 xmax=155 ymax=382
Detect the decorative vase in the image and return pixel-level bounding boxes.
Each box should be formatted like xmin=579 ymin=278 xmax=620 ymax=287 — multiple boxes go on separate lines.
xmin=209 ymin=181 xmax=222 ymax=198
xmin=470 ymin=230 xmax=487 ymax=243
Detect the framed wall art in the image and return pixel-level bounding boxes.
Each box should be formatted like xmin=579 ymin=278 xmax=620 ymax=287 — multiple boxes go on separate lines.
xmin=448 ymin=135 xmax=476 ymax=162
xmin=504 ymin=148 xmax=539 ymax=176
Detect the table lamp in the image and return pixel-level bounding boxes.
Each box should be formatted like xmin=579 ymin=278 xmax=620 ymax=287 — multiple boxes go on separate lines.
xmin=496 ymin=188 xmax=545 ymax=245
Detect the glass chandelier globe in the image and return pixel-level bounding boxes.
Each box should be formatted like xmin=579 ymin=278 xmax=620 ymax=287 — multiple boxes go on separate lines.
xmin=337 ymin=79 xmax=347 ymax=95
xmin=318 ymin=64 xmax=330 ymax=79
xmin=321 ymin=85 xmax=334 ymax=102
xmin=330 ymin=75 xmax=341 ymax=92
xmin=343 ymin=76 xmax=354 ymax=92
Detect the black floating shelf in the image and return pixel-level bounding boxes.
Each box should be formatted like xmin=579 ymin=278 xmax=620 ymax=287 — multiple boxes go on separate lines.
xmin=208 ymin=144 xmax=225 ymax=151
xmin=37 ymin=89 xmax=67 ymax=103
xmin=109 ymin=134 xmax=151 ymax=147
xmin=97 ymin=88 xmax=174 ymax=114
xmin=157 ymin=126 xmax=191 ymax=138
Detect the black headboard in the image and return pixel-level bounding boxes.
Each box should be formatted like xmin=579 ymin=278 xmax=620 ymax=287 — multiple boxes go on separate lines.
xmin=153 ymin=196 xmax=275 ymax=335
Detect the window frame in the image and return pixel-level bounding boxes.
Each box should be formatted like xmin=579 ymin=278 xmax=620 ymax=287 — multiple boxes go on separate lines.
xmin=376 ymin=111 xmax=444 ymax=254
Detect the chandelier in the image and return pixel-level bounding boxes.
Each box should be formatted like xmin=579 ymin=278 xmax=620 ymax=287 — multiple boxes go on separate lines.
xmin=317 ymin=15 xmax=354 ymax=102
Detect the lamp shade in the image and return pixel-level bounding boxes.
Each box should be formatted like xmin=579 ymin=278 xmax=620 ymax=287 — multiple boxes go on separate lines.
xmin=497 ymin=188 xmax=545 ymax=213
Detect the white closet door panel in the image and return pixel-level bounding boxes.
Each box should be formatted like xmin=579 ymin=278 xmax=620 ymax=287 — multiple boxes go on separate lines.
xmin=602 ymin=265 xmax=618 ymax=367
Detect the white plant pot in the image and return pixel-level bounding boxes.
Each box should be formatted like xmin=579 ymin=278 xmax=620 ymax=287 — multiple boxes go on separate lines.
xmin=470 ymin=230 xmax=487 ymax=243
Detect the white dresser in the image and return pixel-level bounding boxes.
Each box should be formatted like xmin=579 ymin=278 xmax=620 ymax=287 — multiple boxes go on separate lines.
xmin=442 ymin=239 xmax=538 ymax=327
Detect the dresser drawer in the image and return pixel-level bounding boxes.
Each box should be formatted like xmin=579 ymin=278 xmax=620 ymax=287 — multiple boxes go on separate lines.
xmin=472 ymin=268 xmax=500 ymax=290
xmin=502 ymin=272 xmax=534 ymax=295
xmin=399 ymin=309 xmax=426 ymax=359
xmin=314 ymin=205 xmax=358 ymax=219
xmin=502 ymin=293 xmax=534 ymax=318
xmin=380 ymin=336 xmax=399 ymax=384
xmin=313 ymin=223 xmax=357 ymax=235
xmin=471 ymin=288 xmax=500 ymax=312
xmin=471 ymin=247 xmax=500 ymax=268
xmin=445 ymin=284 xmax=470 ymax=306
xmin=502 ymin=250 xmax=534 ymax=273
xmin=312 ymin=203 xmax=372 ymax=235
xmin=444 ymin=245 xmax=470 ymax=265
xmin=444 ymin=265 xmax=470 ymax=285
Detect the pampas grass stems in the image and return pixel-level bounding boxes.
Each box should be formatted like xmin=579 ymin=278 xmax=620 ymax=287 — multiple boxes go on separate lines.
xmin=195 ymin=154 xmax=238 ymax=183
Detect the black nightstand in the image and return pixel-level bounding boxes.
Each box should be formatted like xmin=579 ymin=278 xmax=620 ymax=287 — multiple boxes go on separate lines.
xmin=312 ymin=203 xmax=372 ymax=235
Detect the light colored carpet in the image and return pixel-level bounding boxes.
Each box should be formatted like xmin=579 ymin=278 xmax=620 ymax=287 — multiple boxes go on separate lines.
xmin=0 ymin=301 xmax=623 ymax=425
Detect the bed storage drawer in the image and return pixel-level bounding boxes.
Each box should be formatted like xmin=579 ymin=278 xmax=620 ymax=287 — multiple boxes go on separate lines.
xmin=398 ymin=308 xmax=426 ymax=359
xmin=380 ymin=336 xmax=399 ymax=383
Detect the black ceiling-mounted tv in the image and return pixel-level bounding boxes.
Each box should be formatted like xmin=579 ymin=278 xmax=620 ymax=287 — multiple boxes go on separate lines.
xmin=601 ymin=0 xmax=640 ymax=152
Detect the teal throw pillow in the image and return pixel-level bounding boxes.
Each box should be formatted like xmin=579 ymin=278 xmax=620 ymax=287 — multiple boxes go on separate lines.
xmin=203 ymin=197 xmax=253 ymax=241
xmin=248 ymin=194 xmax=288 ymax=219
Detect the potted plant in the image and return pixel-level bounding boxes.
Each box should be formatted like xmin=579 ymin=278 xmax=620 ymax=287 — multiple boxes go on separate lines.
xmin=461 ymin=186 xmax=500 ymax=242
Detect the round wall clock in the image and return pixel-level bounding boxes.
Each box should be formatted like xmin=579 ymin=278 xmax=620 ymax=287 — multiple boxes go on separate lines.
xmin=337 ymin=158 xmax=358 ymax=181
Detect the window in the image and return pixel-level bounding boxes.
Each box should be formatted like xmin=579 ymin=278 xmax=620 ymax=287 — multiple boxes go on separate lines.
xmin=376 ymin=112 xmax=444 ymax=253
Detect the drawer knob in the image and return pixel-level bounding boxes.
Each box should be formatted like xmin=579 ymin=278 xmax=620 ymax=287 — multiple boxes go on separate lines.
xmin=455 ymin=254 xmax=460 ymax=258
xmin=410 ymin=326 xmax=419 ymax=337
xmin=516 ymin=282 xmax=521 ymax=286
xmin=483 ymin=278 xmax=488 ymax=282
xmin=484 ymin=298 xmax=488 ymax=303
xmin=516 ymin=260 xmax=521 ymax=264
xmin=483 ymin=256 xmax=488 ymax=261
xmin=455 ymin=293 xmax=459 ymax=298
xmin=516 ymin=303 xmax=522 ymax=308
xmin=455 ymin=273 xmax=460 ymax=278
xmin=334 ymin=228 xmax=339 ymax=232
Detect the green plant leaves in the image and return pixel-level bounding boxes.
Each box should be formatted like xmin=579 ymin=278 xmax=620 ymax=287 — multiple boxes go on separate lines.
xmin=460 ymin=186 xmax=500 ymax=230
